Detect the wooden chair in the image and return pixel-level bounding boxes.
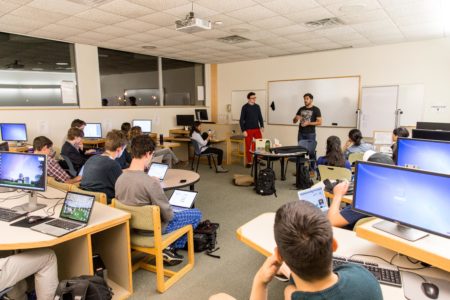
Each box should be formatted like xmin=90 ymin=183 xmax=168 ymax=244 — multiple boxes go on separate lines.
xmin=318 ymin=165 xmax=352 ymax=181
xmin=47 ymin=176 xmax=73 ymax=192
xmin=348 ymin=152 xmax=365 ymax=165
xmin=112 ymin=199 xmax=194 ymax=293
xmin=70 ymin=186 xmax=107 ymax=205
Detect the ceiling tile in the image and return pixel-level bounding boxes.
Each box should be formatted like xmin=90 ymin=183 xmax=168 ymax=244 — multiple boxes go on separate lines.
xmin=127 ymin=32 xmax=163 ymax=42
xmin=285 ymin=31 xmax=322 ymax=42
xmin=0 ymin=1 xmax=21 ymax=16
xmin=324 ymin=0 xmax=381 ymax=16
xmin=308 ymin=41 xmax=343 ymax=50
xmin=94 ymin=25 xmax=135 ymax=37
xmin=72 ymin=30 xmax=116 ymax=41
xmin=192 ymin=29 xmax=229 ymax=39
xmin=0 ymin=23 xmax=31 ymax=34
xmin=339 ymin=9 xmax=389 ymax=25
xmin=115 ymin=19 xmax=158 ymax=32
xmin=75 ymin=8 xmax=127 ymax=25
xmin=232 ymin=40 xmax=265 ymax=49
xmin=104 ymin=37 xmax=140 ymax=46
xmin=262 ymin=0 xmax=319 ymax=15
xmin=256 ymin=36 xmax=291 ymax=45
xmin=195 ymin=0 xmax=257 ymax=13
xmin=400 ymin=22 xmax=444 ymax=39
xmin=241 ymin=30 xmax=277 ymax=40
xmin=225 ymin=5 xmax=277 ymax=22
xmin=170 ymin=34 xmax=204 ymax=42
xmin=27 ymin=0 xmax=89 ymax=14
xmin=0 ymin=14 xmax=47 ymax=31
xmin=151 ymin=38 xmax=182 ymax=46
xmin=138 ymin=12 xmax=179 ymax=27
xmin=351 ymin=19 xmax=398 ymax=34
xmin=249 ymin=15 xmax=295 ymax=29
xmin=96 ymin=0 xmax=154 ymax=18
xmin=36 ymin=24 xmax=85 ymax=36
xmin=69 ymin=36 xmax=97 ymax=45
xmin=270 ymin=24 xmax=310 ymax=36
xmin=285 ymin=7 xmax=334 ymax=24
xmin=163 ymin=3 xmax=218 ymax=18
xmin=28 ymin=29 xmax=68 ymax=40
xmin=147 ymin=27 xmax=184 ymax=38
xmin=11 ymin=6 xmax=69 ymax=22
xmin=209 ymin=14 xmax=244 ymax=27
xmin=57 ymin=16 xmax=104 ymax=30
xmin=128 ymin=0 xmax=190 ymax=11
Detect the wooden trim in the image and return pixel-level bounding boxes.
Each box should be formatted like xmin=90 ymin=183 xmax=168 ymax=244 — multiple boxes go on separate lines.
xmin=210 ymin=64 xmax=218 ymax=123
xmin=236 ymin=228 xmax=271 ymax=257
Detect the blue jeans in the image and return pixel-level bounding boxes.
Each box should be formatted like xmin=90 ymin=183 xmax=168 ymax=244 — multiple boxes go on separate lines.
xmin=297 ymin=132 xmax=316 ymax=143
xmin=163 ymin=208 xmax=202 ymax=249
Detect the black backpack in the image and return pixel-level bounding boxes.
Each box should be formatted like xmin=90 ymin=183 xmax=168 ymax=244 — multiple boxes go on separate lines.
xmin=255 ymin=167 xmax=277 ymax=197
xmin=54 ymin=275 xmax=113 ymax=300
xmin=296 ymin=163 xmax=313 ymax=190
xmin=188 ymin=220 xmax=220 ymax=258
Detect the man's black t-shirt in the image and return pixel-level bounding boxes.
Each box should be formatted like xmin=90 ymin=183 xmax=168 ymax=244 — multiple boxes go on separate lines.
xmin=296 ymin=106 xmax=321 ymax=134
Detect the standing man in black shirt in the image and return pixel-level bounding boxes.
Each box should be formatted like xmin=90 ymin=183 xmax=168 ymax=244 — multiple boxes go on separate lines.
xmin=240 ymin=92 xmax=264 ymax=168
xmin=293 ymin=93 xmax=322 ymax=142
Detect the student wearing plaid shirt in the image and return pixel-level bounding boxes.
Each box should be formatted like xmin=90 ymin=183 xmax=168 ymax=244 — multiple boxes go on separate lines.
xmin=33 ymin=136 xmax=81 ymax=184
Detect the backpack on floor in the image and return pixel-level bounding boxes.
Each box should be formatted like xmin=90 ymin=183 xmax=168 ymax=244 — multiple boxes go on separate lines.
xmin=193 ymin=220 xmax=220 ymax=258
xmin=297 ymin=164 xmax=313 ymax=190
xmin=255 ymin=167 xmax=277 ymax=197
xmin=54 ymin=275 xmax=113 ymax=300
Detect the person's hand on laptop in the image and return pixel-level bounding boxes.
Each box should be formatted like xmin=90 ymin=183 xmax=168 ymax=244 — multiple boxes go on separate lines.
xmin=333 ymin=181 xmax=349 ymax=197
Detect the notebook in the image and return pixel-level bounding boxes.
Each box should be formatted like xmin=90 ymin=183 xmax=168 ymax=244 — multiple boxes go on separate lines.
xmin=298 ymin=186 xmax=328 ymax=212
xmin=31 ymin=191 xmax=95 ymax=237
xmin=169 ymin=189 xmax=197 ymax=213
xmin=147 ymin=162 xmax=169 ymax=181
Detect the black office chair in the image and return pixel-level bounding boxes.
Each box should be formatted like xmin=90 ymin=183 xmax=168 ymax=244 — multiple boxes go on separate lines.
xmin=190 ymin=139 xmax=217 ymax=172
xmin=284 ymin=140 xmax=317 ymax=178
xmin=59 ymin=154 xmax=78 ymax=177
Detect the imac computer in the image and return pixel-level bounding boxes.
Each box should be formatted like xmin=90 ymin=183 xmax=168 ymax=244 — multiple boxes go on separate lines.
xmin=0 ymin=152 xmax=47 ymax=212
xmin=353 ymin=161 xmax=450 ymax=241
xmin=83 ymin=123 xmax=102 ymax=139
xmin=0 ymin=123 xmax=27 ymax=146
xmin=132 ymin=120 xmax=152 ymax=134
xmin=195 ymin=109 xmax=208 ymax=121
xmin=416 ymin=122 xmax=450 ymax=131
xmin=412 ymin=129 xmax=450 ymax=141
xmin=397 ymin=138 xmax=450 ymax=174
xmin=176 ymin=115 xmax=195 ymax=129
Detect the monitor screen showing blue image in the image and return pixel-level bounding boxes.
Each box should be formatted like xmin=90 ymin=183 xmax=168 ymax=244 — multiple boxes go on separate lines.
xmin=397 ymin=138 xmax=450 ymax=174
xmin=0 ymin=152 xmax=47 ymax=191
xmin=0 ymin=123 xmax=27 ymax=142
xmin=83 ymin=123 xmax=102 ymax=138
xmin=353 ymin=162 xmax=450 ymax=238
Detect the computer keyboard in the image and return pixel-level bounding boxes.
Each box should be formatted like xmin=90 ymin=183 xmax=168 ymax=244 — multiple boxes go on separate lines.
xmin=46 ymin=219 xmax=80 ymax=230
xmin=0 ymin=207 xmax=26 ymax=222
xmin=333 ymin=256 xmax=402 ymax=287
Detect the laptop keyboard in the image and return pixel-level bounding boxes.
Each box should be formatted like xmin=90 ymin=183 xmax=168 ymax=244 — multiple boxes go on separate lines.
xmin=46 ymin=219 xmax=80 ymax=230
xmin=333 ymin=256 xmax=402 ymax=287
xmin=0 ymin=207 xmax=26 ymax=222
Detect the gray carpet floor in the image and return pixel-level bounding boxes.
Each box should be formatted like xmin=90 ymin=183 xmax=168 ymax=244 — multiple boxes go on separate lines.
xmin=129 ymin=161 xmax=303 ymax=300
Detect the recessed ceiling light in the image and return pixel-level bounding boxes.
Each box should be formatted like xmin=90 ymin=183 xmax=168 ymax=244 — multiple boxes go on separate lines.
xmin=142 ymin=45 xmax=157 ymax=50
xmin=339 ymin=3 xmax=367 ymax=13
xmin=214 ymin=21 xmax=223 ymax=25
xmin=229 ymin=28 xmax=250 ymax=33
xmin=56 ymin=62 xmax=69 ymax=66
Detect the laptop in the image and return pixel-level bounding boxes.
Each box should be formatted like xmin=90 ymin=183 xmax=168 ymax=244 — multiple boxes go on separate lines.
xmin=298 ymin=186 xmax=328 ymax=212
xmin=147 ymin=162 xmax=169 ymax=181
xmin=31 ymin=191 xmax=95 ymax=237
xmin=169 ymin=189 xmax=197 ymax=213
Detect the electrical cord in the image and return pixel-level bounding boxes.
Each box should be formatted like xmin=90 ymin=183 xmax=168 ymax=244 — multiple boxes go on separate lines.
xmin=349 ymin=253 xmax=433 ymax=271
xmin=42 ymin=198 xmax=65 ymax=217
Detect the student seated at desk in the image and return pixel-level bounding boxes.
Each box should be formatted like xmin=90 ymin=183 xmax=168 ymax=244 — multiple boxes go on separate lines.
xmin=61 ymin=127 xmax=94 ymax=173
xmin=317 ymin=136 xmax=351 ymax=175
xmin=115 ymin=135 xmax=202 ymax=265
xmin=115 ymin=123 xmax=132 ymax=169
xmin=0 ymin=249 xmax=58 ymax=300
xmin=328 ymin=151 xmax=394 ymax=229
xmin=33 ymin=136 xmax=81 ymax=184
xmin=391 ymin=127 xmax=410 ymax=163
xmin=80 ymin=130 xmax=126 ymax=204
xmin=190 ymin=121 xmax=228 ymax=173
xmin=343 ymin=129 xmax=374 ymax=159
xmin=211 ymin=201 xmax=382 ymax=300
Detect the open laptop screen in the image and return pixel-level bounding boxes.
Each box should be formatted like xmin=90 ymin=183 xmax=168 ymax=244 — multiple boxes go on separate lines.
xmin=147 ymin=163 xmax=169 ymax=181
xmin=298 ymin=187 xmax=328 ymax=212
xmin=60 ymin=192 xmax=95 ymax=223
xmin=169 ymin=190 xmax=197 ymax=208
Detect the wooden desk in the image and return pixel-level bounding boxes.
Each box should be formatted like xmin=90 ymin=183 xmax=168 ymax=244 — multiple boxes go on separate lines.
xmin=237 ymin=213 xmax=450 ymax=299
xmin=161 ymin=169 xmax=200 ymax=191
xmin=158 ymin=142 xmax=181 ymax=149
xmin=1 ymin=187 xmax=133 ymax=299
xmin=9 ymin=145 xmax=31 ymax=153
xmin=164 ymin=136 xmax=226 ymax=161
xmin=83 ymin=138 xmax=106 ymax=149
xmin=227 ymin=137 xmax=246 ymax=166
xmin=356 ymin=218 xmax=450 ymax=272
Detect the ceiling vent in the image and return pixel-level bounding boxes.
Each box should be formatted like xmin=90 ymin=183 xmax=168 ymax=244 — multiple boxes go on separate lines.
xmin=67 ymin=0 xmax=112 ymax=6
xmin=217 ymin=35 xmax=250 ymax=44
xmin=304 ymin=17 xmax=345 ymax=28
xmin=175 ymin=11 xmax=212 ymax=33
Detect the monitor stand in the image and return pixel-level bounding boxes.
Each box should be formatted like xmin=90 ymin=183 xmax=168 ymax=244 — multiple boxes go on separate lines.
xmin=12 ymin=191 xmax=46 ymax=213
xmin=373 ymin=220 xmax=428 ymax=242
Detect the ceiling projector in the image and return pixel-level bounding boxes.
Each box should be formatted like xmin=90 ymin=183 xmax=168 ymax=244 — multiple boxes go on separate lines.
xmin=175 ymin=12 xmax=212 ymax=33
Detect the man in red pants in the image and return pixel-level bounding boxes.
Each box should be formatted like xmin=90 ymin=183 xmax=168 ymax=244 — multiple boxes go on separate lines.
xmin=240 ymin=92 xmax=264 ymax=168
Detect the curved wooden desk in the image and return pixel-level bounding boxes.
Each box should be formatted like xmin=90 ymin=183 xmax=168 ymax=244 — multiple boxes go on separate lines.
xmin=0 ymin=187 xmax=133 ymax=299
xmin=161 ymin=169 xmax=200 ymax=191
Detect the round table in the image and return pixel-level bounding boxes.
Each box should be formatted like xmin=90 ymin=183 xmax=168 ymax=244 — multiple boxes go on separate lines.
xmin=161 ymin=169 xmax=200 ymax=191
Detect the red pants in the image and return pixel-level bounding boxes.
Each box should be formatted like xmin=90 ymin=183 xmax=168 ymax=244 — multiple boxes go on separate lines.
xmin=245 ymin=128 xmax=262 ymax=164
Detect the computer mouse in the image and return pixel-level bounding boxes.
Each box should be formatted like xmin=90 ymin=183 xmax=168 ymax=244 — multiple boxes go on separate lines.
xmin=27 ymin=216 xmax=45 ymax=224
xmin=421 ymin=282 xmax=439 ymax=299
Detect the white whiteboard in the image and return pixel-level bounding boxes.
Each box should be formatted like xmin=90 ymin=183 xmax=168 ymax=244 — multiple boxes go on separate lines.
xmin=267 ymin=76 xmax=360 ymax=127
xmin=231 ymin=90 xmax=266 ymax=121
xmin=398 ymin=84 xmax=425 ymax=126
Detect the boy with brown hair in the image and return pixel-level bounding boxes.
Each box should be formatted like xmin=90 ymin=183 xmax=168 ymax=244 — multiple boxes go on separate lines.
xmin=250 ymin=201 xmax=382 ymax=300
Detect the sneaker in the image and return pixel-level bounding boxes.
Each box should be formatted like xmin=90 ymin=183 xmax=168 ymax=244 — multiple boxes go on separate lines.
xmin=216 ymin=165 xmax=229 ymax=173
xmin=172 ymin=249 xmax=184 ymax=259
xmin=162 ymin=249 xmax=183 ymax=266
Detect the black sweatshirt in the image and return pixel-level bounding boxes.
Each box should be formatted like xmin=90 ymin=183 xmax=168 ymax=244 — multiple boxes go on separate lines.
xmin=239 ymin=103 xmax=264 ymax=131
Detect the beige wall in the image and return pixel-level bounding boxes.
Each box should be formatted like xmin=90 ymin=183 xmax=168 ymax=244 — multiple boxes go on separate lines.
xmin=217 ymin=38 xmax=450 ymax=156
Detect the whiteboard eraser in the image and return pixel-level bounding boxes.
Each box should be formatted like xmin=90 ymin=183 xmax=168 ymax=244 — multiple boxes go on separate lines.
xmin=332 ymin=123 xmax=338 ymax=126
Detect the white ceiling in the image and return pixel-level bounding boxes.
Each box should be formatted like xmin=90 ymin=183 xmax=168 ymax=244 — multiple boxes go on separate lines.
xmin=0 ymin=0 xmax=448 ymax=64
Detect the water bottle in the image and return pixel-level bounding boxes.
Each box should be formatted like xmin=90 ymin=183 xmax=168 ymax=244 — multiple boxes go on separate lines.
xmin=159 ymin=134 xmax=164 ymax=145
xmin=265 ymin=139 xmax=270 ymax=152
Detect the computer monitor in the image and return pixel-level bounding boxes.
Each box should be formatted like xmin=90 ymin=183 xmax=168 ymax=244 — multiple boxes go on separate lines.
xmin=0 ymin=142 xmax=9 ymax=152
xmin=416 ymin=122 xmax=450 ymax=131
xmin=0 ymin=123 xmax=27 ymax=145
xmin=195 ymin=109 xmax=208 ymax=121
xmin=0 ymin=152 xmax=47 ymax=212
xmin=176 ymin=115 xmax=195 ymax=127
xmin=397 ymin=138 xmax=450 ymax=174
xmin=353 ymin=161 xmax=450 ymax=241
xmin=132 ymin=120 xmax=152 ymax=133
xmin=83 ymin=123 xmax=102 ymax=138
xmin=412 ymin=129 xmax=450 ymax=141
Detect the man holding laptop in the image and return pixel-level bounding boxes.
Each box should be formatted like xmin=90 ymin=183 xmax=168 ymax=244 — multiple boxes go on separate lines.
xmin=115 ymin=134 xmax=202 ymax=265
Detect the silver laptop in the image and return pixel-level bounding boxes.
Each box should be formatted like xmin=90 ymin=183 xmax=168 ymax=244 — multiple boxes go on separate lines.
xmin=169 ymin=189 xmax=197 ymax=213
xmin=31 ymin=192 xmax=95 ymax=237
xmin=298 ymin=186 xmax=328 ymax=212
xmin=147 ymin=162 xmax=169 ymax=181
